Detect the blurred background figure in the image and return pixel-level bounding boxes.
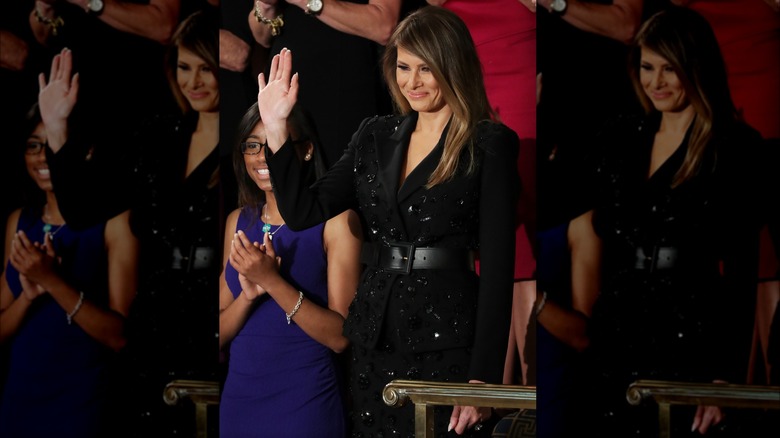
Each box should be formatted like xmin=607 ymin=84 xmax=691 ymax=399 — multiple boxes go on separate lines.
xmin=0 ymin=102 xmax=138 ymax=438
xmin=34 ymin=7 xmax=222 ymax=436
xmin=583 ymin=7 xmax=764 ymax=436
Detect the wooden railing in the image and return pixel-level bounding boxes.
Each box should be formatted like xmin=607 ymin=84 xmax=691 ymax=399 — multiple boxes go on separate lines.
xmin=162 ymin=379 xmax=220 ymax=438
xmin=626 ymin=380 xmax=780 ymax=438
xmin=383 ymin=380 xmax=536 ymax=438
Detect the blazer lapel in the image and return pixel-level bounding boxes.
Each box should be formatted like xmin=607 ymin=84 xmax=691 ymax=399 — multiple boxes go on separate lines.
xmin=397 ymin=119 xmax=449 ymax=203
xmin=377 ymin=113 xmax=417 ymax=207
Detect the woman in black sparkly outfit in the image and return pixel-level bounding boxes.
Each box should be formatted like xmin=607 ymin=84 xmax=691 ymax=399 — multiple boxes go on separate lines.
xmin=581 ymin=8 xmax=766 ymax=437
xmin=37 ymin=9 xmax=221 ymax=437
xmin=255 ymin=7 xmax=519 ymax=437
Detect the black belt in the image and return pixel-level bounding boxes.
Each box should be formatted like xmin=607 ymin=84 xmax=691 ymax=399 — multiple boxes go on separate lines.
xmin=634 ymin=246 xmax=679 ymax=272
xmin=172 ymin=246 xmax=216 ymax=271
xmin=360 ymin=242 xmax=475 ymax=274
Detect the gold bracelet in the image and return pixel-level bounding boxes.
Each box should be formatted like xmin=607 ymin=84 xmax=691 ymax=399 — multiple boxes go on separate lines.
xmin=34 ymin=6 xmax=65 ymax=36
xmin=254 ymin=1 xmax=284 ymax=36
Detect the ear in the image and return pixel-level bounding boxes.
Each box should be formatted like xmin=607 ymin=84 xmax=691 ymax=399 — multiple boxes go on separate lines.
xmin=304 ymin=142 xmax=314 ymax=161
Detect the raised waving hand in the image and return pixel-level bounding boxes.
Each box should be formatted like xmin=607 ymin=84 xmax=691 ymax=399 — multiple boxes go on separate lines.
xmin=257 ymin=48 xmax=298 ymax=154
xmin=38 ymin=47 xmax=79 ymax=153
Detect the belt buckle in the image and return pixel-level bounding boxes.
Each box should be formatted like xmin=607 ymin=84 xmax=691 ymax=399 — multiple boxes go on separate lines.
xmin=635 ymin=246 xmax=658 ymax=273
xmin=386 ymin=241 xmax=415 ymax=275
xmin=649 ymin=246 xmax=660 ymax=274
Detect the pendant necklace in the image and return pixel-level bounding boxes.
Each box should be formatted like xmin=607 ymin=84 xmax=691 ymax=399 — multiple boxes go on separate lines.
xmin=262 ymin=204 xmax=285 ymax=240
xmin=42 ymin=204 xmax=66 ymax=240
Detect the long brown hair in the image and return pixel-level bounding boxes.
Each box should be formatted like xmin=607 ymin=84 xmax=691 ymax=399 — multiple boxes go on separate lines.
xmin=382 ymin=6 xmax=496 ymax=187
xmin=629 ymin=7 xmax=739 ymax=187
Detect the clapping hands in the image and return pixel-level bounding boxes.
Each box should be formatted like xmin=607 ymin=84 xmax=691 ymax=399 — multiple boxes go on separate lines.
xmin=230 ymin=230 xmax=281 ymax=298
xmin=10 ymin=231 xmax=58 ymax=299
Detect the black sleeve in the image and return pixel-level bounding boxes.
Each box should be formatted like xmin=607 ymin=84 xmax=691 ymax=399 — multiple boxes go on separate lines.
xmin=46 ymin=136 xmax=134 ymax=230
xmin=266 ymin=117 xmax=370 ymax=230
xmin=714 ymin=125 xmax=765 ymax=382
xmin=468 ymin=125 xmax=520 ymax=383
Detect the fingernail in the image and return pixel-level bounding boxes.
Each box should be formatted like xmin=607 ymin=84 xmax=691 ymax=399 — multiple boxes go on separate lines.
xmin=447 ymin=420 xmax=453 ymax=432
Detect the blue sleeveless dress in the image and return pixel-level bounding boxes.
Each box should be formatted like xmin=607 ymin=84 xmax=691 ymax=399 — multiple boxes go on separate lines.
xmin=220 ymin=207 xmax=346 ymax=437
xmin=0 ymin=207 xmax=110 ymax=438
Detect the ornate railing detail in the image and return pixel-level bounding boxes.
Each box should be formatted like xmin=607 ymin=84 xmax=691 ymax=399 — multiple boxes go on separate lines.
xmin=627 ymin=380 xmax=780 ymax=438
xmin=383 ymin=380 xmax=536 ymax=438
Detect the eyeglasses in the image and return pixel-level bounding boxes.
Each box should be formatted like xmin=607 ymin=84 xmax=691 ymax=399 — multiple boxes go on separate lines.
xmin=25 ymin=141 xmax=48 ymax=155
xmin=240 ymin=141 xmax=266 ymax=155
xmin=240 ymin=138 xmax=311 ymax=155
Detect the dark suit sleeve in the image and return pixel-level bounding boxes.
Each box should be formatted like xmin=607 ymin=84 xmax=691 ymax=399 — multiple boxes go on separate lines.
xmin=46 ymin=138 xmax=133 ymax=230
xmin=714 ymin=127 xmax=764 ymax=383
xmin=267 ymin=117 xmax=369 ymax=231
xmin=468 ymin=126 xmax=520 ymax=383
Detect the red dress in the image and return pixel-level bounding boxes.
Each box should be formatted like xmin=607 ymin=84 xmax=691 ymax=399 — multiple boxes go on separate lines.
xmin=686 ymin=0 xmax=780 ymax=277
xmin=444 ymin=0 xmax=537 ymax=279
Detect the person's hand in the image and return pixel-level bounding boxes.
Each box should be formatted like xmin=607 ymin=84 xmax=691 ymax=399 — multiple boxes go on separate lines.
xmin=19 ymin=273 xmax=47 ymax=302
xmin=690 ymin=380 xmax=727 ymax=434
xmin=238 ymin=273 xmax=267 ymax=301
xmin=229 ymin=230 xmax=281 ymax=289
xmin=448 ymin=380 xmax=492 ymax=435
xmin=9 ymin=231 xmax=58 ymax=287
xmin=691 ymin=405 xmax=723 ymax=434
xmin=257 ymin=48 xmax=298 ymax=151
xmin=38 ymin=47 xmax=79 ymax=153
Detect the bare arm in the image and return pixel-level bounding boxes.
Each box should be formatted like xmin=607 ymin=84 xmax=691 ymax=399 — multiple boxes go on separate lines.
xmin=220 ymin=29 xmax=251 ymax=72
xmin=230 ymin=210 xmax=362 ymax=353
xmin=219 ymin=209 xmax=266 ymax=350
xmin=5 ymin=211 xmax=137 ymax=351
xmin=248 ymin=0 xmax=281 ymax=49
xmin=100 ymin=210 xmax=138 ymax=349
xmin=569 ymin=209 xmax=600 ymax=319
xmin=286 ymin=0 xmax=401 ymax=45
xmin=536 ymin=210 xmax=601 ymax=352
xmin=540 ymin=0 xmax=643 ymax=45
xmin=65 ymin=0 xmax=180 ymax=44
xmin=29 ymin=1 xmax=59 ymax=46
xmin=0 ymin=30 xmax=29 ymax=71
xmin=0 ymin=210 xmax=39 ymax=344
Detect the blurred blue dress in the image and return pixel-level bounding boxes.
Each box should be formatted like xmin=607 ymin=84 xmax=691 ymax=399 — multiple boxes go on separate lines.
xmin=0 ymin=207 xmax=110 ymax=438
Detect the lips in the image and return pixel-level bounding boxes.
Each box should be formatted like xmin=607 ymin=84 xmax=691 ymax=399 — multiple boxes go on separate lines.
xmin=650 ymin=91 xmax=672 ymax=100
xmin=187 ymin=92 xmax=209 ymax=100
xmin=407 ymin=91 xmax=427 ymax=99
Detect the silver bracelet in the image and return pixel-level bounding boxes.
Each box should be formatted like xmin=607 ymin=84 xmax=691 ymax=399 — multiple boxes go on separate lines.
xmin=66 ymin=291 xmax=85 ymax=325
xmin=535 ymin=291 xmax=548 ymax=317
xmin=286 ymin=291 xmax=304 ymax=325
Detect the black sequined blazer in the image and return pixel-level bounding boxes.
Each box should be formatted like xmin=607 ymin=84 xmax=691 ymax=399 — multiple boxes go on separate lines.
xmin=267 ymin=112 xmax=519 ymax=383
